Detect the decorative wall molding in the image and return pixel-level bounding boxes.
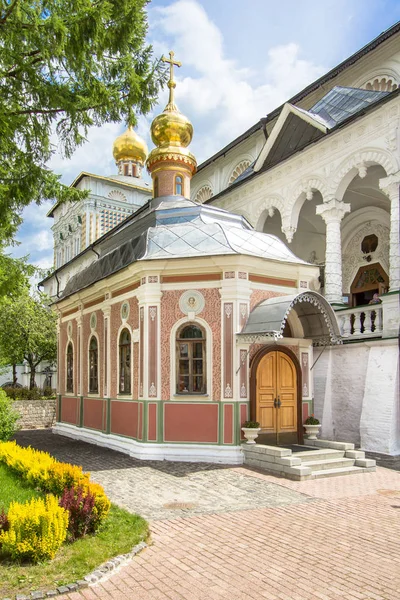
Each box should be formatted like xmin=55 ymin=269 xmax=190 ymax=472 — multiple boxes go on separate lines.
xmin=194 ymin=184 xmax=213 ymax=204
xmin=342 ymin=221 xmax=390 ymax=292
xmin=179 ymin=290 xmax=205 ymax=315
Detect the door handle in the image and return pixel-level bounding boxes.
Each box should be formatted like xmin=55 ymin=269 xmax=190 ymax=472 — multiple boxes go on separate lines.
xmin=277 ymin=395 xmax=281 ymax=408
xmin=273 ymin=398 xmax=277 ymax=408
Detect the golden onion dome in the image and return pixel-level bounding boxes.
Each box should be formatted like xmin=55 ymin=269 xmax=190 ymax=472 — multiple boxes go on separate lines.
xmin=150 ymin=101 xmax=193 ymax=149
xmin=113 ymin=126 xmax=148 ymax=164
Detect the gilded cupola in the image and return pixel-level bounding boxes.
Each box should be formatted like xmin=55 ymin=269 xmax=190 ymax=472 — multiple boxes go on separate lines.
xmin=146 ymin=51 xmax=197 ymax=199
xmin=113 ymin=126 xmax=148 ymax=178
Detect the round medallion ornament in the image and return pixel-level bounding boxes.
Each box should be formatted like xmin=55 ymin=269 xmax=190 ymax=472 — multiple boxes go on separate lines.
xmin=67 ymin=321 xmax=73 ymax=338
xmin=179 ymin=290 xmax=205 ymax=315
xmin=90 ymin=312 xmax=97 ymax=330
xmin=121 ymin=302 xmax=130 ymax=321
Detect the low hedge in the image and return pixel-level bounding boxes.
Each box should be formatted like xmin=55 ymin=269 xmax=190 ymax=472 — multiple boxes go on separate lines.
xmin=2 ymin=386 xmax=56 ymax=401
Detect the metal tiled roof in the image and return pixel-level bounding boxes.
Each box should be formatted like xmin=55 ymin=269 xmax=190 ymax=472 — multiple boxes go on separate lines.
xmin=60 ymin=196 xmax=307 ymax=299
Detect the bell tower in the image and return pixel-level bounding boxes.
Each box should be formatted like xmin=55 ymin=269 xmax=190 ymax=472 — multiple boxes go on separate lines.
xmin=146 ymin=51 xmax=197 ymax=199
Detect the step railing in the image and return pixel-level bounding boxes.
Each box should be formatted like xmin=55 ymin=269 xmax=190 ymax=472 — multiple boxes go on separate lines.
xmin=336 ymin=305 xmax=383 ymax=339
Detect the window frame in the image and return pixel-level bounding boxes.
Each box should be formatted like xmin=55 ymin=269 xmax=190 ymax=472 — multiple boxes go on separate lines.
xmin=88 ymin=335 xmax=99 ymax=394
xmin=176 ymin=324 xmax=206 ymax=395
xmin=174 ymin=174 xmax=184 ymax=196
xmin=118 ymin=328 xmax=132 ymax=395
xmin=66 ymin=342 xmax=74 ymax=393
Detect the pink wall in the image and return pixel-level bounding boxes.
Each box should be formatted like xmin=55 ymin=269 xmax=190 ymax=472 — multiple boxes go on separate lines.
xmin=61 ymin=396 xmax=79 ymax=425
xmin=83 ymin=397 xmax=104 ymax=430
xmin=111 ymin=400 xmax=139 ymax=437
xmin=161 ymin=288 xmax=221 ymax=400
xmin=164 ymin=403 xmax=219 ymax=443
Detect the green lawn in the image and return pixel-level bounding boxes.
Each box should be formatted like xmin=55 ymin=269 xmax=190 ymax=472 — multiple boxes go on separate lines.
xmin=0 ymin=462 xmax=43 ymax=510
xmin=0 ymin=463 xmax=149 ymax=597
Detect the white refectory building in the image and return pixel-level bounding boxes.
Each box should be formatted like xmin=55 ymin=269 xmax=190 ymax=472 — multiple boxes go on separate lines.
xmin=190 ymin=23 xmax=400 ymax=455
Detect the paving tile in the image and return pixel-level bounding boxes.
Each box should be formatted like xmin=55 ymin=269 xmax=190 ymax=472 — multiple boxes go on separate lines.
xmin=13 ymin=430 xmax=400 ymax=600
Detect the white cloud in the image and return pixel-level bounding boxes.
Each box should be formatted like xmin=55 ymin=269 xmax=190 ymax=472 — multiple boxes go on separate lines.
xmin=149 ymin=0 xmax=326 ymax=159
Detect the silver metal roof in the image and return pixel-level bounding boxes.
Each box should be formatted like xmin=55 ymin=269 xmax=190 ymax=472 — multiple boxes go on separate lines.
xmin=240 ymin=291 xmax=341 ymax=346
xmin=61 ymin=196 xmax=308 ymax=299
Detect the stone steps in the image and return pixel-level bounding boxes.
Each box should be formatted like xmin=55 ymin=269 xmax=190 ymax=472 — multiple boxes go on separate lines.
xmin=242 ymin=439 xmax=376 ymax=481
xmin=303 ymin=457 xmax=355 ymax=472
xmin=295 ymin=449 xmax=345 ymax=462
xmin=311 ymin=466 xmax=376 ymax=479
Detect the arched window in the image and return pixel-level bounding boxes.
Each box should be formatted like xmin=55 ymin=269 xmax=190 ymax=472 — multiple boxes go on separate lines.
xmin=131 ymin=164 xmax=137 ymax=177
xmin=176 ymin=324 xmax=206 ymax=394
xmin=153 ymin=176 xmax=159 ymax=198
xmin=66 ymin=342 xmax=73 ymax=393
xmin=89 ymin=336 xmax=98 ymax=393
xmin=175 ymin=175 xmax=183 ymax=196
xmin=119 ymin=328 xmax=131 ymax=394
xmin=123 ymin=163 xmax=129 ymax=176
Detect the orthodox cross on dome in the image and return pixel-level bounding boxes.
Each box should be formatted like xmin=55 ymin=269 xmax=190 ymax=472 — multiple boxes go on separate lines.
xmin=162 ymin=50 xmax=181 ymax=106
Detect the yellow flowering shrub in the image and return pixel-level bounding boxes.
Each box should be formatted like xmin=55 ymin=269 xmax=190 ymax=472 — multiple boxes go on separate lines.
xmin=0 ymin=441 xmax=55 ymax=487
xmin=0 ymin=441 xmax=111 ymax=534
xmin=0 ymin=495 xmax=69 ymax=562
xmin=46 ymin=462 xmax=90 ymax=495
xmin=86 ymin=482 xmax=111 ymax=529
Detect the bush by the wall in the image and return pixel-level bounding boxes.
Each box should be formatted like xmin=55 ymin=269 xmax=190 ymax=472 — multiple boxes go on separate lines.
xmin=0 ymin=390 xmax=20 ymax=441
xmin=0 ymin=495 xmax=69 ymax=562
xmin=3 ymin=387 xmax=47 ymax=401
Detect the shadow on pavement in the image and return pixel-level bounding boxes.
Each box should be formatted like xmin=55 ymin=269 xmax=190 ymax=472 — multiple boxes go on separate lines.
xmin=14 ymin=429 xmax=229 ymax=477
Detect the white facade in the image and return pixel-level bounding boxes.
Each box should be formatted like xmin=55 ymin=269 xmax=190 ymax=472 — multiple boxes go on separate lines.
xmin=0 ymin=361 xmax=57 ymax=390
xmin=190 ymin=24 xmax=400 ymax=455
xmin=43 ymin=173 xmax=151 ymax=298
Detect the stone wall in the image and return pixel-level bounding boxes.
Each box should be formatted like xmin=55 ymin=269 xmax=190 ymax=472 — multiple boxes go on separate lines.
xmin=13 ymin=399 xmax=56 ymax=430
xmin=313 ymin=339 xmax=399 ymax=454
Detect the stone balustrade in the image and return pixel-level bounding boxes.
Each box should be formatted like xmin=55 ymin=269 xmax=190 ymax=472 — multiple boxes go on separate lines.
xmin=336 ymin=305 xmax=383 ymax=340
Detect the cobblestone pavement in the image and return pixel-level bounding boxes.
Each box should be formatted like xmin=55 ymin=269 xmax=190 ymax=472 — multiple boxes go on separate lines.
xmin=15 ymin=431 xmax=400 ymax=600
xmin=14 ymin=431 xmax=311 ymax=520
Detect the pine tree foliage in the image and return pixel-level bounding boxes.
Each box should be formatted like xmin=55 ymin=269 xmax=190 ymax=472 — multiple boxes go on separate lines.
xmin=0 ymin=0 xmax=165 ymax=242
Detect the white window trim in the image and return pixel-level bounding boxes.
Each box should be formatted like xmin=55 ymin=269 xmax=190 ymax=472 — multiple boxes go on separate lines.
xmin=116 ymin=322 xmax=133 ymax=398
xmin=65 ymin=339 xmax=75 ymax=395
xmin=170 ymin=316 xmax=212 ymax=400
xmin=87 ymin=332 xmax=100 ymax=396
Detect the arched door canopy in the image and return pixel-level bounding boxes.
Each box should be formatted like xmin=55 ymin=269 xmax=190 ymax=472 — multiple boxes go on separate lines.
xmin=240 ymin=291 xmax=341 ymax=346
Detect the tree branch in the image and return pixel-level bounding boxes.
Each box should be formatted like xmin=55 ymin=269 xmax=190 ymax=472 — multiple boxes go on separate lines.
xmin=0 ymin=0 xmax=19 ymax=25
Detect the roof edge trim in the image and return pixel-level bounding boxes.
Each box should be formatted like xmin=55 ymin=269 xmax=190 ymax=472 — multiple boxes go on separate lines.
xmin=254 ymin=104 xmax=328 ymax=172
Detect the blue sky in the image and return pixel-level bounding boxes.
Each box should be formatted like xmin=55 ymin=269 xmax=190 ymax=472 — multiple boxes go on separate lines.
xmin=9 ymin=0 xmax=400 ymax=274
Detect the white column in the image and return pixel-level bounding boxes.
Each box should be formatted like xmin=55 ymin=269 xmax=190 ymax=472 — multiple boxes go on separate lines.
xmin=379 ymin=172 xmax=400 ymax=292
xmin=316 ymin=199 xmax=350 ymax=305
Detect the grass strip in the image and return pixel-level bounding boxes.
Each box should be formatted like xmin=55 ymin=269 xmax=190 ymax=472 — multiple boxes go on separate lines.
xmin=0 ymin=462 xmax=43 ymax=510
xmin=0 ymin=464 xmax=148 ymax=597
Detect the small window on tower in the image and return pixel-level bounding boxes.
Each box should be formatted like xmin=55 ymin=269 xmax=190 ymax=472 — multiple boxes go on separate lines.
xmin=131 ymin=164 xmax=137 ymax=177
xmin=123 ymin=164 xmax=129 ymax=176
xmin=154 ymin=176 xmax=159 ymax=198
xmin=175 ymin=175 xmax=183 ymax=195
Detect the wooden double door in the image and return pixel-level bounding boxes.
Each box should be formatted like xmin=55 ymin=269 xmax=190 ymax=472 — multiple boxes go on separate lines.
xmin=255 ymin=350 xmax=299 ymax=446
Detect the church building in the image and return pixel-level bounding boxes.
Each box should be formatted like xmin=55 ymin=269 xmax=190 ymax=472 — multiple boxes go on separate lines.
xmin=43 ymin=23 xmax=400 ymax=464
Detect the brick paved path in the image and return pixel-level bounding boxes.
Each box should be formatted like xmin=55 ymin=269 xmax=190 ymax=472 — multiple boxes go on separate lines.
xmin=15 ymin=431 xmax=400 ymax=600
